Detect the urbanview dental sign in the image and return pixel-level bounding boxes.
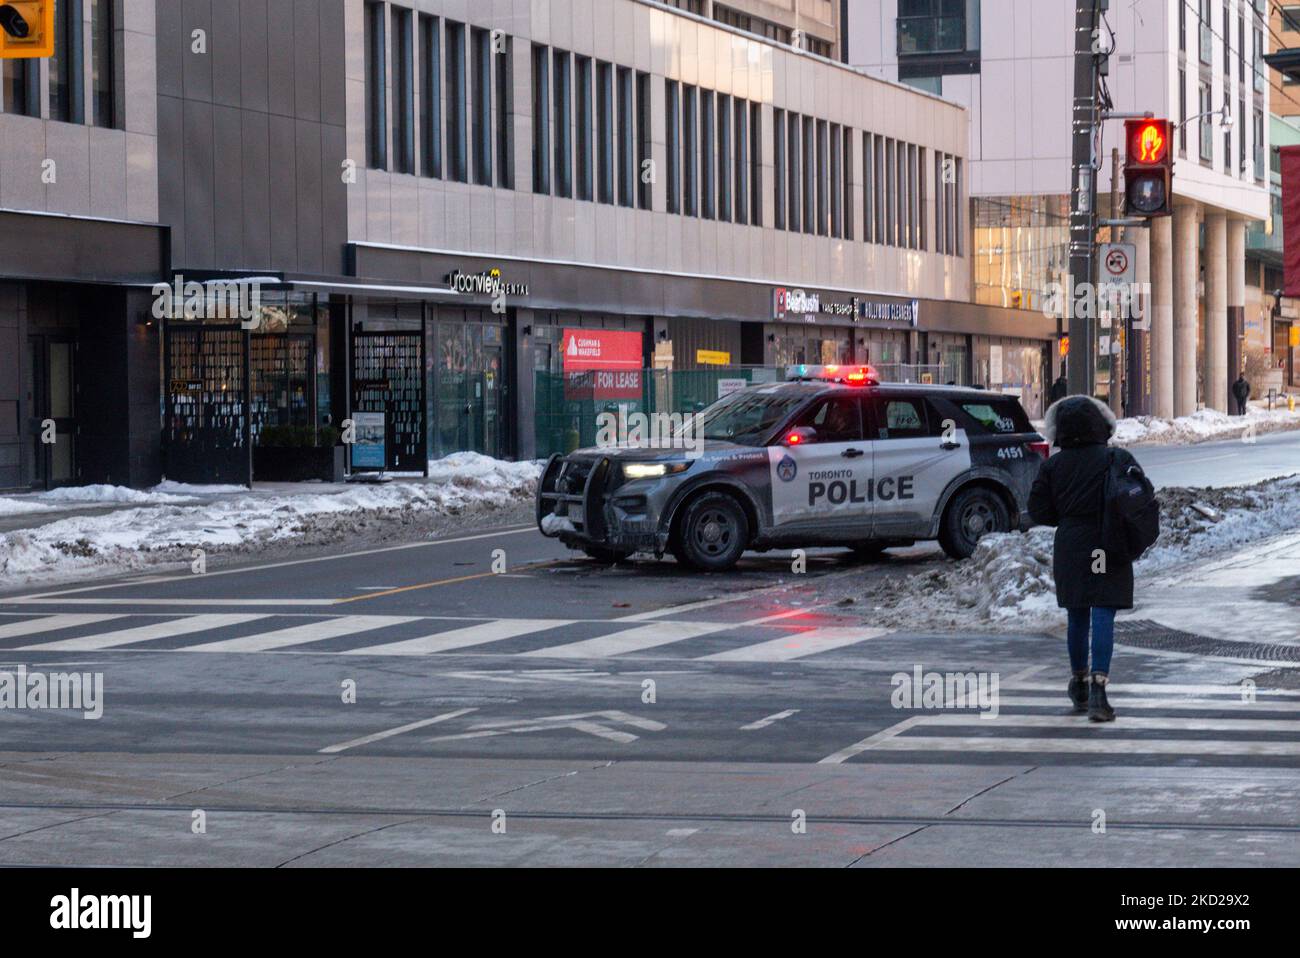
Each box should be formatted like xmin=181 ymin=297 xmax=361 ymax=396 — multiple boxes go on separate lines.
xmin=772 ymin=287 xmax=919 ymax=327
xmin=445 ymin=268 xmax=530 ymax=298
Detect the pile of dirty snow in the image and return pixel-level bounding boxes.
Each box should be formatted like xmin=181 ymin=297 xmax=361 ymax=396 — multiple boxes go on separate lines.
xmin=0 ymin=456 xmax=542 ymax=585
xmin=1113 ymin=403 xmax=1300 ymax=446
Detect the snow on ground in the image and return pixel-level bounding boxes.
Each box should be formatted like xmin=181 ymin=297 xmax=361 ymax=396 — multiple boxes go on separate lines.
xmin=0 ymin=456 xmax=542 ymax=586
xmin=844 ymin=474 xmax=1300 ymax=637
xmin=153 ymin=481 xmax=250 ymax=495
xmin=0 ymin=484 xmax=201 ymax=516
xmin=1112 ymin=401 xmax=1300 ymax=446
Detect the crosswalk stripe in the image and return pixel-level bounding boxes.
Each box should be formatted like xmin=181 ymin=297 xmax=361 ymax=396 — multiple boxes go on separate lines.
xmin=1005 ymin=681 xmax=1300 ymax=697
xmin=19 ymin=614 xmax=269 ymax=651
xmin=0 ymin=614 xmax=124 ymax=640
xmin=524 ymin=608 xmax=814 ymax=659
xmin=915 ymin=714 xmax=1300 ymax=733
xmin=345 ymin=619 xmax=576 ymax=656
xmin=1000 ymin=695 xmax=1300 ymax=712
xmin=865 ymin=736 xmax=1300 ymax=756
xmin=183 ymin=615 xmax=422 ymax=653
xmin=700 ymin=626 xmax=888 ymax=662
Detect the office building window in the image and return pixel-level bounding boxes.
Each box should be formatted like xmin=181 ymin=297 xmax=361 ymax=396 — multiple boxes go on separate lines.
xmin=1254 ymin=108 xmax=1265 ymax=182
xmin=1285 ymin=5 xmax=1300 ymax=31
xmin=733 ymin=98 xmax=748 ymax=225
xmin=1198 ymin=81 xmax=1212 ymax=162
xmin=1 ymin=59 xmax=38 ymax=117
xmin=392 ymin=7 xmax=415 ymax=175
xmin=50 ymin=0 xmax=83 ymax=123
xmin=1198 ymin=0 xmax=1212 ymax=65
xmin=951 ymin=157 xmax=963 ymax=255
xmin=420 ymin=16 xmax=441 ymax=178
xmin=1178 ymin=68 xmax=1187 ymax=156
xmin=446 ymin=21 xmax=467 ymax=182
xmin=773 ymin=108 xmax=787 ymax=230
xmin=802 ymin=115 xmax=815 ymax=235
xmin=787 ymin=112 xmax=801 ymax=233
xmin=901 ymin=141 xmax=912 ymax=248
xmin=917 ymin=146 xmax=926 ymax=249
xmin=531 ymin=45 xmax=550 ymax=193
xmin=576 ymin=57 xmax=593 ymax=201
xmin=365 ymin=1 xmax=387 ymax=169
xmin=553 ymin=50 xmax=572 ymax=198
xmin=897 ymin=0 xmax=971 ymax=56
xmin=470 ymin=28 xmax=492 ymax=185
xmin=749 ymin=102 xmax=762 ymax=227
xmin=701 ymin=90 xmax=715 ymax=219
xmin=829 ymin=123 xmax=842 ymax=238
xmin=666 ymin=80 xmax=681 ymax=214
xmin=1239 ymin=96 xmax=1246 ymax=175
xmin=683 ymin=85 xmax=698 ymax=216
xmin=842 ymin=128 xmax=854 ymax=241
xmin=597 ymin=61 xmax=614 ymax=204
xmin=863 ymin=132 xmax=874 ymax=244
xmin=717 ymin=93 xmax=732 ymax=222
xmin=637 ymin=72 xmax=652 ymax=210
xmin=909 ymin=143 xmax=920 ymax=248
xmin=1179 ymin=0 xmax=1186 ymax=49
xmin=665 ymin=0 xmax=705 ymax=13
xmin=1239 ymin=12 xmax=1246 ymax=83
xmin=495 ymin=34 xmax=513 ymax=189
xmin=617 ymin=67 xmax=635 ymax=207
xmin=816 ymin=120 xmax=828 ymax=237
xmin=1254 ymin=27 xmax=1264 ymax=93
xmin=90 ymin=0 xmax=115 ymax=128
xmin=713 ymin=4 xmax=793 ymax=45
xmin=934 ymin=151 xmax=945 ymax=253
xmin=885 ymin=138 xmax=896 ymax=246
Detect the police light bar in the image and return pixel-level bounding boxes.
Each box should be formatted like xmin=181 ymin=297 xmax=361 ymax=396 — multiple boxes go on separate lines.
xmin=785 ymin=364 xmax=879 ymax=385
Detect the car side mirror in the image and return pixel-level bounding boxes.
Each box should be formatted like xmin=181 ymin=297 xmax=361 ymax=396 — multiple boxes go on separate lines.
xmin=782 ymin=426 xmax=817 ymax=447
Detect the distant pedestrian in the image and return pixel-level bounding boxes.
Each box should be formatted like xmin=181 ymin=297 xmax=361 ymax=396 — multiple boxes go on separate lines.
xmin=1028 ymin=396 xmax=1146 ymax=722
xmin=1231 ymin=372 xmax=1251 ymax=416
xmin=1049 ymin=373 xmax=1068 ymax=404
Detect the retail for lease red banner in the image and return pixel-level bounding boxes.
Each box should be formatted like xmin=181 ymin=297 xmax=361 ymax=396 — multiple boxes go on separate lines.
xmin=562 ymin=329 xmax=644 ymax=399
xmin=1282 ymin=146 xmax=1300 ymax=298
xmin=562 ymin=329 xmax=644 ymax=370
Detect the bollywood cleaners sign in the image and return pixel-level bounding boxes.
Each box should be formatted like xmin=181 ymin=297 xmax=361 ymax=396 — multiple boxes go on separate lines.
xmin=563 ymin=329 xmax=644 ymax=400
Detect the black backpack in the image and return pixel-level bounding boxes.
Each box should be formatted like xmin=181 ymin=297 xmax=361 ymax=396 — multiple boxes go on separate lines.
xmin=1101 ymin=449 xmax=1161 ymax=561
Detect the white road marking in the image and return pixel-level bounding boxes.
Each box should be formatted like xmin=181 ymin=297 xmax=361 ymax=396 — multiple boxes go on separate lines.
xmin=864 ymin=736 xmax=1300 ymax=756
xmin=701 ymin=626 xmax=888 ymax=662
xmin=5 ymin=598 xmax=340 ymax=606
xmin=426 ymin=710 xmax=666 ymax=744
xmin=317 ymin=708 xmax=478 ymax=754
xmin=1004 ymin=681 xmax=1300 ymax=697
xmin=184 ymin=615 xmax=421 ymax=653
xmin=740 ymin=709 xmax=801 ymax=730
xmin=666 ymin=828 xmax=699 ymax=837
xmin=0 ymin=614 xmax=124 ymax=640
xmin=526 ymin=608 xmax=817 ymax=659
xmin=915 ymin=713 xmax=1300 ymax=733
xmin=819 ymin=718 xmax=923 ymax=765
xmin=1000 ymin=695 xmax=1300 ymax=712
xmin=19 ymin=614 xmax=270 ymax=651
xmin=346 ymin=618 xmax=575 ymax=656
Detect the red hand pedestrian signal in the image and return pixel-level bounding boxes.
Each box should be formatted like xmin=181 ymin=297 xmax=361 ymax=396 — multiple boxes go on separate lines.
xmin=1123 ymin=119 xmax=1174 ymax=218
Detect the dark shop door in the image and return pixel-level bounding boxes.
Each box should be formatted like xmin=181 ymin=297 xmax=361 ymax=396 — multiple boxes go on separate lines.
xmin=27 ymin=335 xmax=78 ymax=489
xmin=163 ymin=324 xmax=252 ymax=486
xmin=352 ymin=330 xmax=427 ymax=473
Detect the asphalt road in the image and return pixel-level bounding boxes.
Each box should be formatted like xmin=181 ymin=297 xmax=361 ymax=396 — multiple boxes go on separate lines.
xmin=1 ymin=432 xmax=1299 ymax=866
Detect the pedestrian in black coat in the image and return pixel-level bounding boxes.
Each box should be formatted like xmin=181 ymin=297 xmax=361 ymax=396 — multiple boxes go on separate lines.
xmin=1027 ymin=395 xmax=1142 ymax=722
xmin=1231 ymin=373 xmax=1251 ymax=416
xmin=1049 ymin=374 xmax=1068 ymax=404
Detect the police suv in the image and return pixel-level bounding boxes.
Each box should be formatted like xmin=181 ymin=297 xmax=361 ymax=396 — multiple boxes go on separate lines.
xmin=536 ymin=365 xmax=1049 ymax=571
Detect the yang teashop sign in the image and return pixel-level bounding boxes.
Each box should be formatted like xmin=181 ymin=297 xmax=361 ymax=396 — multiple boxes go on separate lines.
xmin=563 ymin=329 xmax=643 ymax=399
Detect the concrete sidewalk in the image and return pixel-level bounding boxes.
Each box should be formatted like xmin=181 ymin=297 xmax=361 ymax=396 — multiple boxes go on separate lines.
xmin=0 ymin=753 xmax=1294 ymax=867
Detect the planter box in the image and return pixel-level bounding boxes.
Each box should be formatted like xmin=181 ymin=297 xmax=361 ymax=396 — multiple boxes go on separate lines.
xmin=254 ymin=445 xmax=346 ymax=483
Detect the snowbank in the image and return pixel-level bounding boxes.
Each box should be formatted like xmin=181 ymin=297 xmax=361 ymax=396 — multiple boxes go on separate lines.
xmin=0 ymin=456 xmax=542 ymax=586
xmin=1113 ymin=402 xmax=1300 ymax=446
xmin=842 ymin=474 xmax=1300 ymax=635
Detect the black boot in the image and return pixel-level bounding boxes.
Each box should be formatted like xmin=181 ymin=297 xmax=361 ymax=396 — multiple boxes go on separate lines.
xmin=1088 ymin=673 xmax=1115 ymax=722
xmin=1068 ymin=671 xmax=1089 ymax=713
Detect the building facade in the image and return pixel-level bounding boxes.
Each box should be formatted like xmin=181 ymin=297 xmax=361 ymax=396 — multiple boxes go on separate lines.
xmin=1 ymin=0 xmax=1057 ymax=492
xmin=848 ymin=0 xmax=1275 ymax=415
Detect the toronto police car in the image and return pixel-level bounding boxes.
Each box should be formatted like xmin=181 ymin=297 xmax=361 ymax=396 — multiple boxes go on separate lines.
xmin=536 ymin=365 xmax=1049 ymax=571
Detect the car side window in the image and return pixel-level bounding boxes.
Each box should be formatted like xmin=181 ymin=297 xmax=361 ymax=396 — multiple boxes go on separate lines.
xmin=872 ymin=398 xmax=929 ymax=440
xmin=795 ymin=396 xmax=863 ymax=444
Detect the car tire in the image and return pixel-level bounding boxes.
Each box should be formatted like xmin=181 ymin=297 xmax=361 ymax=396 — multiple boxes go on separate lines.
xmin=938 ymin=486 xmax=1011 ymax=560
xmin=582 ymin=546 xmax=634 ymax=564
xmin=673 ymin=492 xmax=750 ymax=572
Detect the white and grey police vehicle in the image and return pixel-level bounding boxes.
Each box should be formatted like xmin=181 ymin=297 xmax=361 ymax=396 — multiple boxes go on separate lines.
xmin=536 ymin=365 xmax=1049 ymax=571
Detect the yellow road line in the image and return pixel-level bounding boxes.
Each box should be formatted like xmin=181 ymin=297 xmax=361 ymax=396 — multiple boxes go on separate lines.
xmin=333 ymin=561 xmax=564 ymax=604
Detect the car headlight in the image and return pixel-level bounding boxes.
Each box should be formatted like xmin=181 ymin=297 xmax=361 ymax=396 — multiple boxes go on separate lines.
xmin=623 ymin=462 xmax=690 ymax=480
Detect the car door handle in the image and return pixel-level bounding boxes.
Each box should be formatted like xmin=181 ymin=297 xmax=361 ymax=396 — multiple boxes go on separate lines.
xmin=841 ymin=448 xmax=866 ymax=459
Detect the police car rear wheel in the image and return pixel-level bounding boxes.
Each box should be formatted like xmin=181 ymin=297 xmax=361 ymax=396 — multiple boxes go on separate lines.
xmin=674 ymin=493 xmax=750 ymax=571
xmin=939 ymin=487 xmax=1010 ymax=560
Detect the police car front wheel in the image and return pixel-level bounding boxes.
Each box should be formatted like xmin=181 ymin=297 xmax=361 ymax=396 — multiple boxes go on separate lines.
xmin=673 ymin=492 xmax=750 ymax=572
xmin=938 ymin=487 xmax=1010 ymax=560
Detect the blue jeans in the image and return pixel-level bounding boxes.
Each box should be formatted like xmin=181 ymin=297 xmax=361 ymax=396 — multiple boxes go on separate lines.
xmin=1067 ymin=607 xmax=1116 ymax=675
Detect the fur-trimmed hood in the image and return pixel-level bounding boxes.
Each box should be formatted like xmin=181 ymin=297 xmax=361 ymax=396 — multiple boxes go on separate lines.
xmin=1042 ymin=395 xmax=1116 ymax=448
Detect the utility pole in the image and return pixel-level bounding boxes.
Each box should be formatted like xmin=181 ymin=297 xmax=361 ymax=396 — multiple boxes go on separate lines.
xmin=1067 ymin=0 xmax=1102 ymax=398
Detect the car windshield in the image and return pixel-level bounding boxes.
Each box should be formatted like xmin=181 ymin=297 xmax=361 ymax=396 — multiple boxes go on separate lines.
xmin=680 ymin=390 xmax=809 ymax=446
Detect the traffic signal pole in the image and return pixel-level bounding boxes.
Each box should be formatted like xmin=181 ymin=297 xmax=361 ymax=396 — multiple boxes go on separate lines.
xmin=1067 ymin=0 xmax=1102 ymax=398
